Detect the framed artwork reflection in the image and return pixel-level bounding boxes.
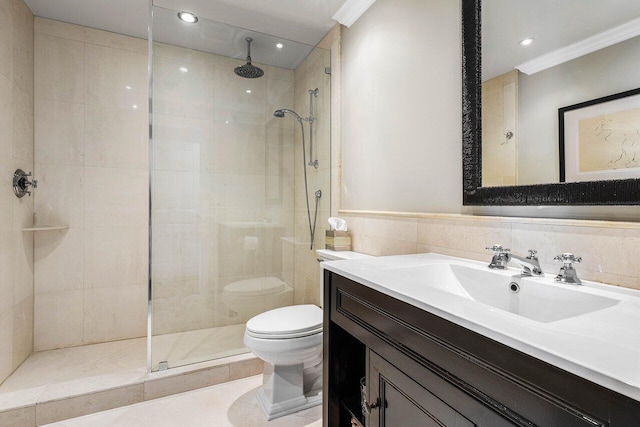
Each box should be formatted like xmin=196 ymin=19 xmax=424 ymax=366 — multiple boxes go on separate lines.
xmin=559 ymin=88 xmax=640 ymax=183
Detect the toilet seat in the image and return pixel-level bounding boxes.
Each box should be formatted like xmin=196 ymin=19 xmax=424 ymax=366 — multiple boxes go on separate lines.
xmin=246 ymin=305 xmax=323 ymax=339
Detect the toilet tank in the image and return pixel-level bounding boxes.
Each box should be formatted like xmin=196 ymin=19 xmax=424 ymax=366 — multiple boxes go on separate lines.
xmin=316 ymin=249 xmax=373 ymax=307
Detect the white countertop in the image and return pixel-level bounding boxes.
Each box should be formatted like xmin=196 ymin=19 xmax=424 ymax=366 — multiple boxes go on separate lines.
xmin=322 ymin=253 xmax=640 ymax=402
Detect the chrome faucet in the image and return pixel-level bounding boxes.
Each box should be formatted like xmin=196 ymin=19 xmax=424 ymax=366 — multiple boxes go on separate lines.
xmin=554 ymin=253 xmax=582 ymax=285
xmin=508 ymin=250 xmax=543 ymax=277
xmin=486 ymin=245 xmax=543 ymax=276
xmin=486 ymin=244 xmax=510 ymax=269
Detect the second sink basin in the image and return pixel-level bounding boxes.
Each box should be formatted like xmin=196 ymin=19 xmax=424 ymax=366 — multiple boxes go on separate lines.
xmin=379 ymin=263 xmax=620 ymax=323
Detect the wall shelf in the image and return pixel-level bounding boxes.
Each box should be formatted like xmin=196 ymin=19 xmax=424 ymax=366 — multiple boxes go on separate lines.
xmin=22 ymin=225 xmax=69 ymax=232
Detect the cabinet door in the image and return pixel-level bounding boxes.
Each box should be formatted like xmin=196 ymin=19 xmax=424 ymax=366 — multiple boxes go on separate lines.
xmin=368 ymin=351 xmax=476 ymax=427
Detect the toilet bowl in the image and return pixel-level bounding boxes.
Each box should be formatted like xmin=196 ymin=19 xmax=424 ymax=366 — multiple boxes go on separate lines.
xmin=244 ymin=304 xmax=323 ymax=420
xmin=244 ymin=249 xmax=372 ymax=420
xmin=222 ymin=277 xmax=294 ymax=323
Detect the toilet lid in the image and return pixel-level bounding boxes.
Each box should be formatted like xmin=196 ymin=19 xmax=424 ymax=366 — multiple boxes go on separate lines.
xmin=246 ymin=305 xmax=323 ymax=339
xmin=224 ymin=277 xmax=286 ymax=297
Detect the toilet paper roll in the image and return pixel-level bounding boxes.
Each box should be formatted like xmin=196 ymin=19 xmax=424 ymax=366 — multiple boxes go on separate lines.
xmin=243 ymin=236 xmax=259 ymax=251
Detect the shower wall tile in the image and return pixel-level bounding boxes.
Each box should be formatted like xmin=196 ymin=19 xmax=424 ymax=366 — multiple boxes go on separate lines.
xmin=35 ymin=99 xmax=84 ymax=166
xmin=0 ymin=233 xmax=14 ymax=315
xmin=0 ymin=1 xmax=12 ymax=80
xmin=0 ymin=74 xmax=12 ymax=165
xmin=153 ymin=57 xmax=214 ymax=120
xmin=11 ymin=0 xmax=32 ymax=95
xmin=83 ymin=226 xmax=148 ymax=289
xmin=84 ymin=27 xmax=147 ymax=54
xmin=0 ymin=311 xmax=12 ymax=383
xmin=33 ymin=164 xmax=84 ymax=227
xmin=83 ymin=286 xmax=147 ymax=344
xmin=34 ymin=34 xmax=84 ymax=103
xmin=0 ymin=0 xmax=33 ymax=385
xmin=13 ymin=231 xmax=33 ymax=305
xmin=152 ymin=115 xmax=208 ymax=172
xmin=84 ymin=44 xmax=147 ymax=110
xmin=34 ymin=17 xmax=150 ymax=351
xmin=213 ymin=66 xmax=266 ymax=119
xmin=84 ymin=167 xmax=148 ymax=227
xmin=212 ymin=121 xmax=266 ymax=175
xmin=34 ymin=17 xmax=85 ymax=42
xmin=12 ymin=294 xmax=33 ymax=369
xmin=34 ymin=229 xmax=84 ymax=293
xmin=84 ymin=104 xmax=147 ymax=170
xmin=34 ymin=290 xmax=84 ymax=351
xmin=12 ymin=83 xmax=33 ymax=161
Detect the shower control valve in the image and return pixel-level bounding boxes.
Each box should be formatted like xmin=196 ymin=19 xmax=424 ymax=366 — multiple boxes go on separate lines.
xmin=13 ymin=169 xmax=38 ymax=198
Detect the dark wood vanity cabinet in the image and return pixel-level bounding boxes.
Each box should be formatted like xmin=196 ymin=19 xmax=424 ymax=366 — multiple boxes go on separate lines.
xmin=323 ymin=271 xmax=640 ymax=427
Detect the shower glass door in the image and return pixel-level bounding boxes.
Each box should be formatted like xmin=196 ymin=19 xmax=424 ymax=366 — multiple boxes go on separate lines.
xmin=149 ymin=4 xmax=331 ymax=371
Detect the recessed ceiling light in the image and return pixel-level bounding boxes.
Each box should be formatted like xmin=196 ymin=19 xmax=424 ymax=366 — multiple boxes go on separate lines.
xmin=276 ymin=43 xmax=284 ymax=49
xmin=132 ymin=104 xmax=138 ymax=109
xmin=179 ymin=67 xmax=188 ymax=73
xmin=520 ymin=37 xmax=535 ymax=46
xmin=125 ymin=85 xmax=132 ymax=90
xmin=178 ymin=12 xmax=198 ymax=24
xmin=246 ymin=89 xmax=252 ymax=94
xmin=224 ymin=120 xmax=230 ymax=124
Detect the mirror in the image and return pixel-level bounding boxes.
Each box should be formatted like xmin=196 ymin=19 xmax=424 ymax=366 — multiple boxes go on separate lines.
xmin=462 ymin=0 xmax=640 ymax=205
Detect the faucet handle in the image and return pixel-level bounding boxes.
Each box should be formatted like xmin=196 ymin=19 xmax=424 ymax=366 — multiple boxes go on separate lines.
xmin=486 ymin=244 xmax=510 ymax=255
xmin=527 ymin=249 xmax=538 ymax=260
xmin=554 ymin=253 xmax=582 ymax=285
xmin=554 ymin=253 xmax=582 ymax=265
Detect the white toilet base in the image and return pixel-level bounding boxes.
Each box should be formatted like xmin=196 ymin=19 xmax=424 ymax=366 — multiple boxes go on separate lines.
xmin=256 ymin=386 xmax=322 ymax=421
xmin=256 ymin=362 xmax=322 ymax=420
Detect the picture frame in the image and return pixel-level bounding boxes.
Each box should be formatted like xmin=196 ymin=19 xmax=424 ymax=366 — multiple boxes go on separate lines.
xmin=559 ymin=88 xmax=640 ymax=183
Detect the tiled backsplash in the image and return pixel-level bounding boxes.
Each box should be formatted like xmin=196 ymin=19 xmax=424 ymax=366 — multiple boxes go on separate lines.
xmin=339 ymin=211 xmax=640 ymax=291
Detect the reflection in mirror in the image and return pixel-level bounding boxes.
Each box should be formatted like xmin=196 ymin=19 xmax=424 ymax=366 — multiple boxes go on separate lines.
xmin=481 ymin=0 xmax=640 ymax=188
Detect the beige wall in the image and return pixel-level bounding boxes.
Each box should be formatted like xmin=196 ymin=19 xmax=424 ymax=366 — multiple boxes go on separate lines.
xmin=340 ymin=0 xmax=462 ymax=213
xmin=0 ymin=0 xmax=34 ymax=384
xmin=33 ymin=18 xmax=148 ymax=351
xmin=335 ymin=0 xmax=640 ymax=291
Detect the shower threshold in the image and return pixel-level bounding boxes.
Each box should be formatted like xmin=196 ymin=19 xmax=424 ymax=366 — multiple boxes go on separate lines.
xmin=0 ymin=325 xmax=262 ymax=426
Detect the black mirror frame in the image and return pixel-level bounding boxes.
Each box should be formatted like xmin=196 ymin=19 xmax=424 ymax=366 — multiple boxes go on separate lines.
xmin=461 ymin=0 xmax=640 ymax=205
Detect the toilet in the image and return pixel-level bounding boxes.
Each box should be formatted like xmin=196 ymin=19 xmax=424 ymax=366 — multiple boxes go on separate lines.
xmin=244 ymin=249 xmax=372 ymax=420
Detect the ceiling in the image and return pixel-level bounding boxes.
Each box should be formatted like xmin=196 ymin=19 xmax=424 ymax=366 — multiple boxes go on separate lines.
xmin=24 ymin=0 xmax=347 ymax=68
xmin=482 ymin=0 xmax=640 ymax=81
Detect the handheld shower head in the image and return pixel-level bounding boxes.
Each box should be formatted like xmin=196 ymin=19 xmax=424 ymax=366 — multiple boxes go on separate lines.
xmin=273 ymin=109 xmax=302 ymax=121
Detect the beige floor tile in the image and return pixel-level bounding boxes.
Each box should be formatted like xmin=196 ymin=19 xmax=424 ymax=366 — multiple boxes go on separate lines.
xmin=43 ymin=376 xmax=322 ymax=427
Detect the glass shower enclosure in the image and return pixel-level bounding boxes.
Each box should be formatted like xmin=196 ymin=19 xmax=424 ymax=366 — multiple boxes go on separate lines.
xmin=148 ymin=4 xmax=331 ymax=371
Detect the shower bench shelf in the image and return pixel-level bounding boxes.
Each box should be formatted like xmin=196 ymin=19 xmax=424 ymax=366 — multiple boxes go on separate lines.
xmin=22 ymin=225 xmax=69 ymax=232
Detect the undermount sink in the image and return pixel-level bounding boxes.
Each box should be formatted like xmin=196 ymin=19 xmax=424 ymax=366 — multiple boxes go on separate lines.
xmin=379 ymin=263 xmax=620 ymax=323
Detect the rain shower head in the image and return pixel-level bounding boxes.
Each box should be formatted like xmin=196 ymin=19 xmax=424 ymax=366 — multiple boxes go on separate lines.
xmin=273 ymin=109 xmax=302 ymax=120
xmin=234 ymin=37 xmax=264 ymax=79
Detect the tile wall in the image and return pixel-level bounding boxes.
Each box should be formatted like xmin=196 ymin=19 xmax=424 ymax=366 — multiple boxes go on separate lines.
xmin=292 ymin=46 xmax=332 ymax=306
xmin=338 ymin=211 xmax=640 ymax=291
xmin=33 ymin=18 xmax=148 ymax=351
xmin=0 ymin=0 xmax=34 ymax=384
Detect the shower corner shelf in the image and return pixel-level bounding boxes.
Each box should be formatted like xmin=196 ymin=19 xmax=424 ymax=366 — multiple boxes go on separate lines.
xmin=22 ymin=225 xmax=69 ymax=232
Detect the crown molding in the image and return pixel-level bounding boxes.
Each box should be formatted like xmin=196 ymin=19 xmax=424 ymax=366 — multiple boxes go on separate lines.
xmin=332 ymin=0 xmax=376 ymax=28
xmin=516 ymin=17 xmax=640 ymax=75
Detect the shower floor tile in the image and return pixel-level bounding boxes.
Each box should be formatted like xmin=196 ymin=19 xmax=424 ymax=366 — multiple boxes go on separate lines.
xmin=42 ymin=375 xmax=322 ymax=427
xmin=0 ymin=324 xmax=246 ymax=395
